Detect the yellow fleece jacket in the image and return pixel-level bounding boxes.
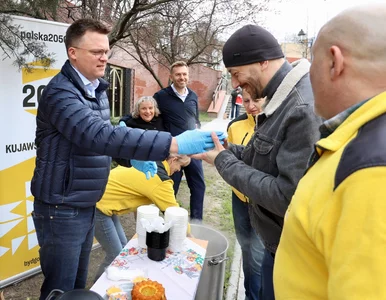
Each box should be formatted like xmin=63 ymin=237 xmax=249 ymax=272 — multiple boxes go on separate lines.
xmin=274 ymin=92 xmax=386 ymax=299
xmin=227 ymin=113 xmax=256 ymax=202
xmin=96 ymin=162 xmax=179 ymax=216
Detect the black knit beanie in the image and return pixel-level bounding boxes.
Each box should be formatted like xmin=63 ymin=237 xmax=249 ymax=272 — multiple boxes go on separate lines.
xmin=222 ymin=24 xmax=284 ymax=68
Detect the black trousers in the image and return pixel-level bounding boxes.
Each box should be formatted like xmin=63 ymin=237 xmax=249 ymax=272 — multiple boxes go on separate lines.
xmin=171 ymin=158 xmax=205 ymax=220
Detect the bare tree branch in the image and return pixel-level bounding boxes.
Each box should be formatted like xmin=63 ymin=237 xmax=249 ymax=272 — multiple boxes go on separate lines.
xmin=116 ymin=38 xmax=164 ymax=88
xmin=0 ymin=0 xmax=282 ymax=85
xmin=109 ymin=0 xmax=174 ymax=46
xmin=0 ymin=13 xmax=56 ymax=71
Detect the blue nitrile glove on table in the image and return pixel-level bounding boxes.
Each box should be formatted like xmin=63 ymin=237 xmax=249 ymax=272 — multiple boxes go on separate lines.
xmin=175 ymin=129 xmax=226 ymax=155
xmin=119 ymin=120 xmax=157 ymax=180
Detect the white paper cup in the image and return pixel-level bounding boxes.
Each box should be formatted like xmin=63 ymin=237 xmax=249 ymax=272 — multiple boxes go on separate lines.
xmin=138 ymin=233 xmax=147 ymax=248
xmin=165 ymin=207 xmax=188 ymax=221
xmin=137 ymin=205 xmax=160 ymax=215
xmin=136 ymin=205 xmax=160 ymax=237
xmin=168 ymin=238 xmax=186 ymax=253
xmin=170 ymin=226 xmax=188 ymax=239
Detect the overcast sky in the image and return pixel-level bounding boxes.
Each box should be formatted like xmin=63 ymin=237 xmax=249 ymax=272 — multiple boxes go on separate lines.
xmin=263 ymin=0 xmax=385 ymax=42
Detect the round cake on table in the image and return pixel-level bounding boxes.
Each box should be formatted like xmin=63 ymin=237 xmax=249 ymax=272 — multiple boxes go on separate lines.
xmin=131 ymin=280 xmax=166 ymax=300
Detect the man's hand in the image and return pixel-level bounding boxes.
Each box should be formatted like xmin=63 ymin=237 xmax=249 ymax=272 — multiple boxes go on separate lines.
xmin=191 ymin=132 xmax=226 ymax=165
xmin=130 ymin=160 xmax=157 ymax=180
xmin=175 ymin=129 xmax=226 ymax=155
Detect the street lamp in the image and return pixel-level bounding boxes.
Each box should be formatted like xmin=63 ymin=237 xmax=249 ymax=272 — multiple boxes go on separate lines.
xmin=298 ymin=29 xmax=306 ymax=42
xmin=297 ymin=29 xmax=307 ymax=58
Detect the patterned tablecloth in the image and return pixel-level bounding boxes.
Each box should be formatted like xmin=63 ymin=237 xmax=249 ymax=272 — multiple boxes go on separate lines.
xmin=91 ymin=236 xmax=208 ymax=299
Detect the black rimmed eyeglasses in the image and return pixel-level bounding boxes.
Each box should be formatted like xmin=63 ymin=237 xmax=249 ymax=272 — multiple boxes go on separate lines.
xmin=72 ymin=47 xmax=111 ymax=59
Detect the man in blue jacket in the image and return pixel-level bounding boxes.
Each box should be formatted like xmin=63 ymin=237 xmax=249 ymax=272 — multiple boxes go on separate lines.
xmin=154 ymin=61 xmax=205 ymax=222
xmin=31 ymin=19 xmax=224 ymax=300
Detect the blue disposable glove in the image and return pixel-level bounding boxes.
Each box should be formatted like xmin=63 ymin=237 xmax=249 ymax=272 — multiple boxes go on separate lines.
xmin=130 ymin=159 xmax=157 ymax=180
xmin=175 ymin=130 xmax=226 ymax=155
xmin=119 ymin=119 xmax=157 ymax=179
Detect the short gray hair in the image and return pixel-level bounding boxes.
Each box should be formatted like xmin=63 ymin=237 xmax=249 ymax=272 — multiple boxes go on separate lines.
xmin=132 ymin=96 xmax=160 ymax=119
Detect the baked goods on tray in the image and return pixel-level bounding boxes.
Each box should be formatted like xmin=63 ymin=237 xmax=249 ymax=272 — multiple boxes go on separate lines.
xmin=131 ymin=280 xmax=166 ymax=300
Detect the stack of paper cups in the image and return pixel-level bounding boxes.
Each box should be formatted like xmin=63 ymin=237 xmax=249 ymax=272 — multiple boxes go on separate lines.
xmin=136 ymin=205 xmax=160 ymax=248
xmin=164 ymin=207 xmax=189 ymax=252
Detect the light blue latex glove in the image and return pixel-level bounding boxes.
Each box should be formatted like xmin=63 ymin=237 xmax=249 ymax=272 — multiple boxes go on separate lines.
xmin=119 ymin=119 xmax=157 ymax=180
xmin=175 ymin=129 xmax=226 ymax=155
xmin=130 ymin=159 xmax=157 ymax=180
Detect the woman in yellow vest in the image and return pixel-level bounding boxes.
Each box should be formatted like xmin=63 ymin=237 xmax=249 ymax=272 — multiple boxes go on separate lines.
xmin=227 ymin=89 xmax=265 ymax=300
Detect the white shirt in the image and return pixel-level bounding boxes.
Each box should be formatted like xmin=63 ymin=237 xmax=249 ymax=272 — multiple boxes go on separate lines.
xmin=171 ymin=83 xmax=189 ymax=102
xmin=71 ymin=64 xmax=100 ymax=98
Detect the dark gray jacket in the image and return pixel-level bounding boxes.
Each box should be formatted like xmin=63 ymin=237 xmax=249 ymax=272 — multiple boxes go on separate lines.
xmin=215 ymin=60 xmax=322 ymax=253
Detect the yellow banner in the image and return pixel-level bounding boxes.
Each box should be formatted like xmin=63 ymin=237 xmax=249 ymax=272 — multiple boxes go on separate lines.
xmin=0 ymin=158 xmax=38 ymax=280
xmin=0 ymin=16 xmax=69 ymax=287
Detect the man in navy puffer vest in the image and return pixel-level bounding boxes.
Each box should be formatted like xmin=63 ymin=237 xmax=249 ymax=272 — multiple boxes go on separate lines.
xmin=31 ymin=19 xmax=225 ymax=300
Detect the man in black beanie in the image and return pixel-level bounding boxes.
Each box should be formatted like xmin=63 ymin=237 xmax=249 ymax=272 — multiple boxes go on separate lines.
xmin=194 ymin=24 xmax=322 ymax=299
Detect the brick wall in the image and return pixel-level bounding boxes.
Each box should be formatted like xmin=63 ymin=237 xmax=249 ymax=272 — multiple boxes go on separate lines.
xmin=108 ymin=46 xmax=222 ymax=112
xmin=188 ymin=64 xmax=222 ymax=111
xmin=108 ymin=47 xmax=169 ymax=110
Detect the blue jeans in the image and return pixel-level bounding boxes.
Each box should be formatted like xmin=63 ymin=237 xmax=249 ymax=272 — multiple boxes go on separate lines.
xmin=171 ymin=158 xmax=205 ymax=220
xmin=94 ymin=208 xmax=128 ymax=280
xmin=259 ymin=249 xmax=275 ymax=300
xmin=32 ymin=200 xmax=95 ymax=300
xmin=232 ymin=193 xmax=264 ymax=300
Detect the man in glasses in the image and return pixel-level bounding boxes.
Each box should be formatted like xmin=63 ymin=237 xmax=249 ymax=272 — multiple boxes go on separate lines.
xmin=31 ymin=19 xmax=225 ymax=300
